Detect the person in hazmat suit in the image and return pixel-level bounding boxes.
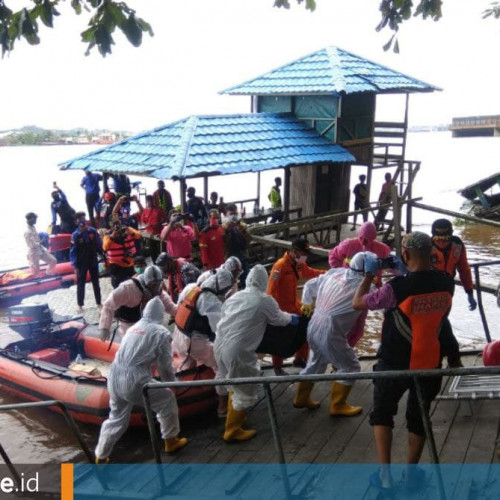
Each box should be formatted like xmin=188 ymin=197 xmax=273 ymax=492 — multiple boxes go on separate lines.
xmin=99 ymin=265 xmax=177 ymax=341
xmin=173 ymin=267 xmax=235 ymax=417
xmin=94 ymin=297 xmax=187 ymax=463
xmin=214 ymin=264 xmax=298 ymax=442
xmin=293 ymin=252 xmax=375 ymax=416
xmin=196 ymin=255 xmax=243 ymax=298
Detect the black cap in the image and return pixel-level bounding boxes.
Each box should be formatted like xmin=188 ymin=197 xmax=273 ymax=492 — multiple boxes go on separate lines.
xmin=155 ymin=252 xmax=173 ymax=266
xmin=134 ymin=255 xmax=146 ymax=265
xmin=291 ymin=236 xmax=310 ymax=253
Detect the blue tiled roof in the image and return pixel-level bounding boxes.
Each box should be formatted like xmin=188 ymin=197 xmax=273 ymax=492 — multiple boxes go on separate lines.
xmin=221 ymin=47 xmax=439 ymax=96
xmin=59 ymin=113 xmax=355 ymax=179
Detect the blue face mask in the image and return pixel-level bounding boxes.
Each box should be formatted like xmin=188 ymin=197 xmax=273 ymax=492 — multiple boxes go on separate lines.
xmin=134 ymin=267 xmax=144 ymax=275
xmin=78 ymin=219 xmax=86 ymax=227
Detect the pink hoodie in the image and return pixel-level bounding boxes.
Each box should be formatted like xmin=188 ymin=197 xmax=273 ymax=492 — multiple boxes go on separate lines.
xmin=327 ymin=222 xmax=391 ymax=346
xmin=328 ymin=222 xmax=391 ymax=268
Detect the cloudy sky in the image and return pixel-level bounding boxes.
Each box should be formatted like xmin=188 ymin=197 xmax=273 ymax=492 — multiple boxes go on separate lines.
xmin=1 ymin=0 xmax=499 ymax=132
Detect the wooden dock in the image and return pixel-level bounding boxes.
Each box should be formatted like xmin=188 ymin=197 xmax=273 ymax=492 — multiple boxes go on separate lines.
xmin=153 ymin=356 xmax=499 ymax=467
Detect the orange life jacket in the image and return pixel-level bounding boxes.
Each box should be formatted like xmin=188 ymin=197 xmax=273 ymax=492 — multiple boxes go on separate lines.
xmin=105 ymin=234 xmax=137 ymax=267
xmin=397 ymin=291 xmax=452 ymax=370
xmin=175 ymin=286 xmax=216 ymax=340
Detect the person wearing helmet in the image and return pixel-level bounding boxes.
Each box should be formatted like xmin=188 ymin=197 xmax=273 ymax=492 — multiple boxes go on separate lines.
xmin=215 ymin=265 xmax=295 ymax=442
xmin=24 ymin=212 xmax=57 ymax=275
xmin=172 ymin=268 xmax=234 ymax=417
xmin=95 ymin=297 xmax=187 ymax=462
xmin=430 ymin=218 xmax=477 ymax=368
xmin=155 ymin=252 xmax=201 ymax=302
xmin=293 ymin=252 xmax=376 ymax=416
xmin=352 ymin=232 xmax=454 ymax=490
xmin=267 ymin=236 xmax=324 ymax=374
xmin=99 ymin=265 xmax=177 ymax=341
xmin=196 ymin=256 xmax=243 ymax=299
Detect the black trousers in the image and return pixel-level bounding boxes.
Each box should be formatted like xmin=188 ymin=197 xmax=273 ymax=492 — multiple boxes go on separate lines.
xmin=85 ymin=193 xmax=100 ymax=226
xmin=108 ymin=264 xmax=135 ymax=289
xmin=76 ymin=264 xmax=101 ymax=307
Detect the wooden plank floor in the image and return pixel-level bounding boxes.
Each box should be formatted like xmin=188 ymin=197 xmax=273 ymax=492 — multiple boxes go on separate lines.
xmin=150 ymin=355 xmax=500 ymax=467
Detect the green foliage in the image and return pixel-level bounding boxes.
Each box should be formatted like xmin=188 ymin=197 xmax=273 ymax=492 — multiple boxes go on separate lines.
xmin=483 ymin=1 xmax=500 ymax=19
xmin=0 ymin=0 xmax=153 ymax=57
xmin=273 ymin=0 xmax=316 ymax=11
xmin=0 ymin=0 xmax=497 ymax=57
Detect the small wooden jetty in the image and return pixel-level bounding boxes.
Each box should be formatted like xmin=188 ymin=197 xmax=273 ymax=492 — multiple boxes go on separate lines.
xmin=459 ymin=172 xmax=500 ymax=220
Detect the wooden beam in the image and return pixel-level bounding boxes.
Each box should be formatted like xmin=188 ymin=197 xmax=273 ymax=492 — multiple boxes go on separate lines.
xmin=284 ymin=166 xmax=291 ymax=223
xmin=257 ymin=171 xmax=261 ymax=208
xmin=412 ymin=202 xmax=500 ymax=228
xmin=203 ymin=175 xmax=208 ymax=207
xmin=179 ymin=178 xmax=187 ymax=212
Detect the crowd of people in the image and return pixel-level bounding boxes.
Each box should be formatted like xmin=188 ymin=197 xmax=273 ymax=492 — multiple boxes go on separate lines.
xmin=23 ymin=173 xmax=480 ymax=487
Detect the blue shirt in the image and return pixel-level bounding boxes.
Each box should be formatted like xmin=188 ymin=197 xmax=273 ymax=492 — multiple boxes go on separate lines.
xmin=81 ymin=173 xmax=102 ymax=195
xmin=70 ymin=227 xmax=103 ymax=267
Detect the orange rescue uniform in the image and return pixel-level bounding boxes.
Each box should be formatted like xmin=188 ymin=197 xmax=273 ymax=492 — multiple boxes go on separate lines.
xmin=431 ymin=236 xmax=474 ymax=292
xmin=267 ymin=252 xmax=324 ymax=366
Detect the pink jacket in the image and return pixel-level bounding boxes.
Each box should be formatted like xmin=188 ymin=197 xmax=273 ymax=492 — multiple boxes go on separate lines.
xmin=328 ymin=222 xmax=391 ymax=268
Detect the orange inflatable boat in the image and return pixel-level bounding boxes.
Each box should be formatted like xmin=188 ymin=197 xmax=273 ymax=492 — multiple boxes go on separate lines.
xmin=0 ymin=304 xmax=216 ymax=425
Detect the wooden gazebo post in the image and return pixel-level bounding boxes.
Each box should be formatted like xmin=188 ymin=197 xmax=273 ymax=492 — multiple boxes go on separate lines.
xmin=179 ymin=178 xmax=187 ymax=212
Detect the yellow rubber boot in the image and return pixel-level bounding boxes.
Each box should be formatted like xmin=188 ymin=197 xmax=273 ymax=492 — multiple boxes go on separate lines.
xmin=329 ymin=382 xmax=362 ymax=417
xmin=223 ymin=395 xmax=256 ymax=442
xmin=293 ymin=381 xmax=320 ymax=409
xmin=94 ymin=457 xmax=110 ymax=464
xmin=164 ymin=436 xmax=188 ymax=454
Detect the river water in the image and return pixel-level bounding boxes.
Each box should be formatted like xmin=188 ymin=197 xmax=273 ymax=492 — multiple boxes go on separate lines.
xmin=0 ymin=131 xmax=499 ymax=464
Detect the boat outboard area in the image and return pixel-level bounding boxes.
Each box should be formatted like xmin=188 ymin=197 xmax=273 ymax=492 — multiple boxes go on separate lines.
xmin=0 ymin=300 xmax=217 ymax=426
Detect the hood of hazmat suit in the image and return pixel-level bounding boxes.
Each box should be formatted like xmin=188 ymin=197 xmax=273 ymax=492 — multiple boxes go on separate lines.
xmin=302 ymin=252 xmax=374 ymax=344
xmin=214 ymin=264 xmax=291 ymax=394
xmin=112 ymin=297 xmax=175 ymax=389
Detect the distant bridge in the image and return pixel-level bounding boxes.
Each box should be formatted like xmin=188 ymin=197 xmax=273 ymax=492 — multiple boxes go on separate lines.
xmin=450 ymin=114 xmax=500 ymax=137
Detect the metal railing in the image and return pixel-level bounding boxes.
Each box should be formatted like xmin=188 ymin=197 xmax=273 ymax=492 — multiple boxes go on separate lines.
xmin=142 ymin=365 xmax=500 ymax=466
xmin=469 ymin=260 xmax=500 ymax=343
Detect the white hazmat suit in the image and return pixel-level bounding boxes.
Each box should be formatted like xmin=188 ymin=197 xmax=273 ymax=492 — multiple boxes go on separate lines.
xmin=172 ymin=268 xmax=234 ymax=396
xmin=301 ymin=252 xmax=373 ymax=382
xmin=215 ymin=264 xmax=292 ymax=411
xmin=95 ymin=297 xmax=182 ymax=460
xmin=294 ymin=252 xmax=374 ymax=416
xmin=99 ymin=265 xmax=177 ymax=339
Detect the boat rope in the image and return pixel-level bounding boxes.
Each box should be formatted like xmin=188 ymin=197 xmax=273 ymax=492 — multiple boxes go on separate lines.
xmin=107 ymin=325 xmax=118 ymax=351
xmin=31 ymin=365 xmax=64 ymax=380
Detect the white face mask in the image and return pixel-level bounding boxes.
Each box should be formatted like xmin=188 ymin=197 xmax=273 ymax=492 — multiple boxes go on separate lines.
xmin=296 ymin=255 xmax=307 ymax=264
